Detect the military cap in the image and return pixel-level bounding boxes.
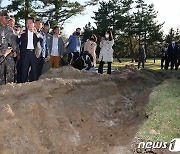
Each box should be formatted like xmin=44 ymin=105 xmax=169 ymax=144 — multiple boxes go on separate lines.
xmin=1 ymin=10 xmax=10 ymax=19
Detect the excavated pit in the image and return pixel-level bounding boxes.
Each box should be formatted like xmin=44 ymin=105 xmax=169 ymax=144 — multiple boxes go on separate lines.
xmin=0 ymin=66 xmax=165 ymax=154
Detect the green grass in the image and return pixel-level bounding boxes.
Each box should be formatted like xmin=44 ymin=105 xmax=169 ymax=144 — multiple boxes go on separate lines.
xmin=98 ymin=58 xmax=180 ymax=72
xmin=136 ymin=78 xmax=180 ymax=142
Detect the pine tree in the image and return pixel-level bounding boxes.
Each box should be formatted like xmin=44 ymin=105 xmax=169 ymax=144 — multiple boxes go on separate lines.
xmin=5 ymin=0 xmax=99 ymax=27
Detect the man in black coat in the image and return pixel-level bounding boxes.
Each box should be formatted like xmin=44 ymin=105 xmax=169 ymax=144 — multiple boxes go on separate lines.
xmin=161 ymin=43 xmax=168 ymax=70
xmin=167 ymin=39 xmax=179 ymax=70
xmin=138 ymin=44 xmax=146 ymax=69
xmin=17 ymin=17 xmax=42 ymax=82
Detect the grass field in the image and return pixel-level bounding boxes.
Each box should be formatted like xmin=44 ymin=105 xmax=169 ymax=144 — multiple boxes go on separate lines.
xmin=136 ymin=78 xmax=180 ymax=142
xmin=100 ymin=58 xmax=180 ymax=72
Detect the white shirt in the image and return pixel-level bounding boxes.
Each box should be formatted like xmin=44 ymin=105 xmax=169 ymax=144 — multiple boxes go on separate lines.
xmin=27 ymin=30 xmax=34 ymax=49
xmin=51 ymin=36 xmax=59 ymax=56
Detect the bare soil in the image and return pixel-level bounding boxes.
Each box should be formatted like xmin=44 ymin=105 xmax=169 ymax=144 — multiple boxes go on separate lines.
xmin=0 ymin=66 xmax=168 ymax=154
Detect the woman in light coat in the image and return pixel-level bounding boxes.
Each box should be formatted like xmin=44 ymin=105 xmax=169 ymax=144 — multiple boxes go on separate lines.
xmin=84 ymin=34 xmax=97 ymax=67
xmin=98 ymin=30 xmax=114 ymax=74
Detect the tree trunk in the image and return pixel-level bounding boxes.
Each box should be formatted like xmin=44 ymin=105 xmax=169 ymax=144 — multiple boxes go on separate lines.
xmin=129 ymin=37 xmax=134 ymax=62
xmin=144 ymin=31 xmax=148 ymax=63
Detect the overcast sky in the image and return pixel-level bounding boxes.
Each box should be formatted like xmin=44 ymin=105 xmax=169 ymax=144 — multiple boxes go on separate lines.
xmin=2 ymin=0 xmax=180 ymax=36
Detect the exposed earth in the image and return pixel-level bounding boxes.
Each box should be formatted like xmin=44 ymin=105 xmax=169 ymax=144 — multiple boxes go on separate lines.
xmin=0 ymin=65 xmax=176 ymax=154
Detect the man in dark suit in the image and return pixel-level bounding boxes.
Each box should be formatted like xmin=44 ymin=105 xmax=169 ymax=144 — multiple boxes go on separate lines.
xmin=167 ymin=39 xmax=179 ymax=70
xmin=138 ymin=44 xmax=146 ymax=69
xmin=17 ymin=17 xmax=42 ymax=82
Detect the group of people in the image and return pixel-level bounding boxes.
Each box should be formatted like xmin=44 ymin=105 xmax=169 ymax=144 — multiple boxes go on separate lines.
xmin=137 ymin=39 xmax=180 ymax=70
xmin=0 ymin=10 xmax=115 ymax=85
xmin=161 ymin=39 xmax=180 ymax=70
xmin=1 ymin=9 xmax=180 ymax=86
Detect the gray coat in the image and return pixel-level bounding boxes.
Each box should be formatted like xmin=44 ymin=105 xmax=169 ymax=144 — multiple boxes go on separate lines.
xmin=49 ymin=35 xmax=64 ymax=56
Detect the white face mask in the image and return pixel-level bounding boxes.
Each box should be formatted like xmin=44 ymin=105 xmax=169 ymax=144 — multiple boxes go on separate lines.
xmin=172 ymin=41 xmax=175 ymax=44
xmin=105 ymin=34 xmax=109 ymax=38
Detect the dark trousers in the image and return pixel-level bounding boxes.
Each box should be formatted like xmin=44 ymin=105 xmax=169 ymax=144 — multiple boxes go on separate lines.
xmin=68 ymin=52 xmax=80 ymax=64
xmin=22 ymin=50 xmax=37 ymax=83
xmin=37 ymin=57 xmax=44 ymax=80
xmin=138 ymin=58 xmax=145 ymax=69
xmin=98 ymin=61 xmax=112 ymax=74
xmin=168 ymin=56 xmax=178 ymax=70
xmin=161 ymin=56 xmax=168 ymax=69
xmin=3 ymin=64 xmax=7 ymax=84
xmin=16 ymin=59 xmax=23 ymax=83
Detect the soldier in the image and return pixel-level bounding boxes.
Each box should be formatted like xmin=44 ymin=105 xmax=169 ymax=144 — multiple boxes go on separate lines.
xmin=138 ymin=44 xmax=146 ymax=69
xmin=0 ymin=10 xmax=19 ymax=84
xmin=9 ymin=15 xmax=17 ymax=32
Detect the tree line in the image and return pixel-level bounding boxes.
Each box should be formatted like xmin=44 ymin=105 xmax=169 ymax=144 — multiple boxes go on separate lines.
xmin=0 ymin=0 xmax=99 ymax=26
xmin=1 ymin=0 xmax=179 ymax=62
xmin=83 ymin=0 xmax=180 ymax=62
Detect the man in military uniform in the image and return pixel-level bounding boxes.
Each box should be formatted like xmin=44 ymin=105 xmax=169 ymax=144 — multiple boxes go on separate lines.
xmin=0 ymin=10 xmax=19 ymax=84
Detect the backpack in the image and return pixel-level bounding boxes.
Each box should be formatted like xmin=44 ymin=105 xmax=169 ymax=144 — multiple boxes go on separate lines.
xmin=73 ymin=51 xmax=93 ymax=70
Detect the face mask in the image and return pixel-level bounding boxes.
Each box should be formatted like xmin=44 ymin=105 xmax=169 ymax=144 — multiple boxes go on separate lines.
xmin=105 ymin=34 xmax=109 ymax=38
xmin=76 ymin=32 xmax=80 ymax=36
xmin=172 ymin=41 xmax=175 ymax=44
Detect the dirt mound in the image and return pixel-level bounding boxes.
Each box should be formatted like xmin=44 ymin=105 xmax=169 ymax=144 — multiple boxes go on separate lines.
xmin=0 ymin=66 xmax=163 ymax=154
xmin=41 ymin=66 xmax=99 ymax=80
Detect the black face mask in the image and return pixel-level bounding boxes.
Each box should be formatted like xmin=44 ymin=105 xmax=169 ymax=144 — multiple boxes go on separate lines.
xmin=76 ymin=32 xmax=80 ymax=36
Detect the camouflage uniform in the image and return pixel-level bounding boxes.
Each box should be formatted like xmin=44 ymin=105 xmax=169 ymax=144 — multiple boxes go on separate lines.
xmin=0 ymin=25 xmax=19 ymax=84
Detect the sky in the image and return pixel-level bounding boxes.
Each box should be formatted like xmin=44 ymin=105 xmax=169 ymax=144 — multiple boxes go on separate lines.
xmin=2 ymin=0 xmax=180 ymax=36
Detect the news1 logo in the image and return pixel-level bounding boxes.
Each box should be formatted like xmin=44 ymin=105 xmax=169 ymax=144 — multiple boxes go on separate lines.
xmin=137 ymin=138 xmax=180 ymax=152
xmin=169 ymin=138 xmax=180 ymax=152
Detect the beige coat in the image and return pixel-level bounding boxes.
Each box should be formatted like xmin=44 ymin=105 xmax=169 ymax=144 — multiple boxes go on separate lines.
xmin=99 ymin=40 xmax=114 ymax=62
xmin=84 ymin=40 xmax=97 ymax=67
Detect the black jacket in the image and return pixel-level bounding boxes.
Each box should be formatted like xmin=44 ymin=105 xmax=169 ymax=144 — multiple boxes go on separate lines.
xmin=17 ymin=29 xmax=41 ymax=59
xmin=167 ymin=43 xmax=179 ymax=58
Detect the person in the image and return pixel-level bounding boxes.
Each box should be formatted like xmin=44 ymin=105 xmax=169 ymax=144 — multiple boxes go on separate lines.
xmin=17 ymin=17 xmax=42 ymax=83
xmin=73 ymin=51 xmax=94 ymax=70
xmin=49 ymin=26 xmax=64 ymax=68
xmin=167 ymin=38 xmax=179 ymax=70
xmin=16 ymin=26 xmax=24 ymax=83
xmin=98 ymin=30 xmax=114 ymax=74
xmin=66 ymin=28 xmax=82 ymax=64
xmin=84 ymin=34 xmax=97 ymax=67
xmin=42 ymin=21 xmax=51 ymax=60
xmin=0 ymin=10 xmax=19 ymax=84
xmin=137 ymin=44 xmax=146 ymax=69
xmin=34 ymin=19 xmax=48 ymax=79
xmin=161 ymin=43 xmax=168 ymax=70
xmin=41 ymin=21 xmax=51 ymax=73
xmin=0 ymin=11 xmax=3 ymax=27
xmin=9 ymin=16 xmax=17 ymax=32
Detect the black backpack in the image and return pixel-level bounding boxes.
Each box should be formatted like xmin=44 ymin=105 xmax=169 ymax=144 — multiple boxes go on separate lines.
xmin=73 ymin=51 xmax=93 ymax=70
